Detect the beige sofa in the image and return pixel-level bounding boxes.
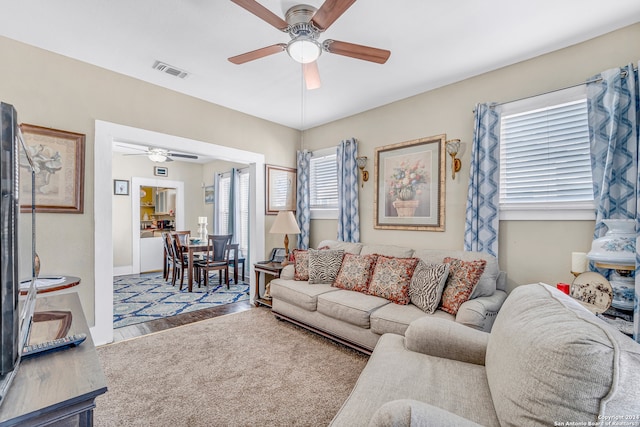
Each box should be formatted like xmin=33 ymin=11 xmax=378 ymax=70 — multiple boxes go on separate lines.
xmin=330 ymin=283 xmax=640 ymax=426
xmin=269 ymin=240 xmax=507 ymax=353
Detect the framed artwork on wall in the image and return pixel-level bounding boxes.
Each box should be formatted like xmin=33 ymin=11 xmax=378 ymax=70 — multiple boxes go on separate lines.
xmin=374 ymin=134 xmax=446 ymax=231
xmin=266 ymin=164 xmax=296 ymax=215
xmin=19 ymin=124 xmax=85 ymax=213
xmin=113 ymin=179 xmax=129 ymax=196
xmin=204 ymin=185 xmax=215 ymax=204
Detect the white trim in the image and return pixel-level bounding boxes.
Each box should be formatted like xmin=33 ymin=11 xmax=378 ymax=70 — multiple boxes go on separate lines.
xmin=499 ymin=201 xmax=595 ymax=221
xmin=113 ymin=265 xmax=132 ymax=276
xmin=93 ymin=120 xmax=265 ymax=346
xmin=310 ymin=208 xmax=338 ymax=220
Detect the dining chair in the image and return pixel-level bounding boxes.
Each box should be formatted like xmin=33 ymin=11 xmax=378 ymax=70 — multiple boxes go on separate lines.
xmin=195 ymin=234 xmax=233 ymax=288
xmin=161 ymin=232 xmax=174 ymax=281
xmin=170 ymin=232 xmax=190 ymax=290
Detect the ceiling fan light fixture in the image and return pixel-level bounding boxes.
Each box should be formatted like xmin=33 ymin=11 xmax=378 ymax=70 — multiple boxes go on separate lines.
xmin=287 ymin=37 xmax=321 ymax=64
xmin=148 ymin=148 xmax=169 ymax=163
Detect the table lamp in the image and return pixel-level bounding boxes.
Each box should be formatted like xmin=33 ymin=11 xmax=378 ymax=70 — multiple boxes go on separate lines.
xmin=269 ymin=211 xmax=301 ymax=265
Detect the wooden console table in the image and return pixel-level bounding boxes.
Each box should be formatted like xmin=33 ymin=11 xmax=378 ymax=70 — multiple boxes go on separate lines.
xmin=253 ymin=262 xmax=284 ymax=308
xmin=0 ymin=293 xmax=108 ymax=426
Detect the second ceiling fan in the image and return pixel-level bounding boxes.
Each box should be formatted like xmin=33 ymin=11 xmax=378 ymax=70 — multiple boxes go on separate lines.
xmin=228 ymin=0 xmax=391 ymax=90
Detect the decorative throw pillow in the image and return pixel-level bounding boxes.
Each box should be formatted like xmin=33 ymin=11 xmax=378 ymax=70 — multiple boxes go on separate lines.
xmin=293 ymin=249 xmax=309 ymax=281
xmin=333 ymin=253 xmax=378 ymax=292
xmin=440 ymin=257 xmax=487 ymax=315
xmin=308 ymin=249 xmax=345 ymax=284
xmin=367 ymin=255 xmax=420 ymax=305
xmin=409 ymin=261 xmax=450 ymax=314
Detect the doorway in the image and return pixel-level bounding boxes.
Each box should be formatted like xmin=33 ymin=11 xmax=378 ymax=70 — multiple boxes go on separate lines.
xmin=93 ymin=120 xmax=266 ymax=346
xmin=131 ymin=178 xmax=185 ymax=274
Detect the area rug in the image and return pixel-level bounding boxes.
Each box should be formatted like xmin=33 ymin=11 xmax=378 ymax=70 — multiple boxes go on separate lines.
xmin=95 ymin=308 xmax=368 ymax=426
xmin=113 ymin=272 xmax=249 ymax=329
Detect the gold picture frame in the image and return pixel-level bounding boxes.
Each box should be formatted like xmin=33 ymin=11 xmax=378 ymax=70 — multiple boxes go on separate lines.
xmin=266 ymin=165 xmax=297 ymax=215
xmin=19 ymin=124 xmax=85 ymax=213
xmin=374 ymin=134 xmax=446 ymax=231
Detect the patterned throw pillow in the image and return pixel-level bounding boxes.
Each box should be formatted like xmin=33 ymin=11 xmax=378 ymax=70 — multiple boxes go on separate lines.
xmin=333 ymin=253 xmax=378 ymax=292
xmin=367 ymin=255 xmax=420 ymax=305
xmin=440 ymin=257 xmax=487 ymax=315
xmin=409 ymin=261 xmax=450 ymax=313
xmin=293 ymin=249 xmax=309 ymax=281
xmin=308 ymin=249 xmax=345 ymax=284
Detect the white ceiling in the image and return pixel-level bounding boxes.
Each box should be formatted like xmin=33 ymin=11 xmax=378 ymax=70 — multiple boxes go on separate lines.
xmin=1 ymin=1 xmax=640 ymax=130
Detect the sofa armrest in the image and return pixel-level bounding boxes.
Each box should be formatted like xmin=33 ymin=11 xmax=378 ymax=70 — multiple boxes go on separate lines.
xmin=456 ymin=290 xmax=508 ymax=332
xmin=368 ymin=399 xmax=483 ymax=427
xmin=404 ymin=317 xmax=488 ymax=365
xmin=279 ymin=264 xmax=294 ymax=280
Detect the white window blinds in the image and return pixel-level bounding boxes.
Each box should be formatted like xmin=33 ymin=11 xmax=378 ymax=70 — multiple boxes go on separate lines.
xmin=310 ymin=150 xmax=338 ymax=210
xmin=498 ymin=86 xmax=594 ymax=219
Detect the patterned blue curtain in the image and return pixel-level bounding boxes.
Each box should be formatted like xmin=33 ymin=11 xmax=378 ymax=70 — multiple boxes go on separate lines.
xmin=296 ymin=150 xmax=311 ymax=249
xmin=464 ymin=103 xmax=501 ymax=256
xmin=337 ymin=138 xmax=360 ymax=242
xmin=586 ymin=63 xmax=639 ymax=343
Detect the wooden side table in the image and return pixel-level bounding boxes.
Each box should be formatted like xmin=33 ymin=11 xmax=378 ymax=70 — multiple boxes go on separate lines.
xmin=253 ymin=262 xmax=284 ymax=308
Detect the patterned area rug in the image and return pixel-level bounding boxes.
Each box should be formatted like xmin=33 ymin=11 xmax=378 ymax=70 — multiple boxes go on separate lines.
xmin=113 ymin=272 xmax=249 ymax=329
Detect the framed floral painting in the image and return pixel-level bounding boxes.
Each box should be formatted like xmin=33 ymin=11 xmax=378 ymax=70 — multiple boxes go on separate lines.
xmin=374 ymin=134 xmax=446 ymax=231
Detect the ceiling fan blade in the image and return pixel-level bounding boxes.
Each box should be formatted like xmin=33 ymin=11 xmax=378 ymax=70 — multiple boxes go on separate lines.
xmin=311 ymin=0 xmax=357 ymax=31
xmin=303 ymin=62 xmax=321 ymax=90
xmin=168 ymin=153 xmax=198 ymax=160
xmin=228 ymin=44 xmax=287 ymax=64
xmin=324 ymin=39 xmax=390 ymax=64
xmin=231 ymin=0 xmax=289 ymax=31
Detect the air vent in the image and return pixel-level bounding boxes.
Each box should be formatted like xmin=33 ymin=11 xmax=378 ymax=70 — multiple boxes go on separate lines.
xmin=152 ymin=61 xmax=188 ymax=79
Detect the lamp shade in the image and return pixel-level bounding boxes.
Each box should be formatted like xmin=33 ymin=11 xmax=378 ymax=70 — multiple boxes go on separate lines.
xmin=270 ymin=211 xmax=301 ymax=235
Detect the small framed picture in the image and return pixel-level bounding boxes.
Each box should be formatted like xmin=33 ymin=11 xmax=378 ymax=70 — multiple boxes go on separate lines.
xmin=114 ymin=179 xmax=129 ymax=196
xmin=204 ymin=185 xmax=215 ymax=204
xmin=154 ymin=166 xmax=168 ymax=177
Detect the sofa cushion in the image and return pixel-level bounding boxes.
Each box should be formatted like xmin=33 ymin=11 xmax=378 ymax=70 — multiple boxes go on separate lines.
xmin=333 ymin=253 xmax=378 ymax=293
xmin=317 ymin=239 xmax=363 ymax=254
xmin=269 ymin=280 xmax=338 ymax=311
xmin=292 ymin=249 xmax=309 ymax=281
xmin=409 ymin=261 xmax=450 ymax=313
xmin=308 ymin=249 xmax=344 ymax=284
xmin=413 ymin=249 xmax=499 ymax=298
xmin=440 ymin=258 xmax=486 ymax=315
xmin=317 ymin=289 xmax=390 ymax=328
xmin=369 ymin=400 xmax=484 ymax=427
xmin=367 ymin=256 xmax=420 ymax=305
xmin=370 ymin=302 xmax=453 ymax=336
xmin=360 ymin=244 xmax=414 ymax=258
xmin=486 ymin=283 xmax=640 ymax=425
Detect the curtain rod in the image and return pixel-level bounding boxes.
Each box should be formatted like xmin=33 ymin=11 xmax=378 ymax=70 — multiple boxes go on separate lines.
xmin=478 ymin=66 xmax=636 ymax=111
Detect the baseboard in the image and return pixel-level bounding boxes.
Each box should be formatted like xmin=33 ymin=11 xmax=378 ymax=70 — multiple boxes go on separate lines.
xmin=113 ymin=265 xmax=133 ymax=276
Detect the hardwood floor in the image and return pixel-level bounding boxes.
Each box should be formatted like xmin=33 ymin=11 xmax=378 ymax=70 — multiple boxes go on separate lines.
xmin=112 ymin=300 xmax=255 ymax=342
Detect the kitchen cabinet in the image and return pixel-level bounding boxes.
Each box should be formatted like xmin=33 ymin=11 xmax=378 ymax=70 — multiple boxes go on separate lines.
xmin=156 ymin=188 xmax=176 ymax=214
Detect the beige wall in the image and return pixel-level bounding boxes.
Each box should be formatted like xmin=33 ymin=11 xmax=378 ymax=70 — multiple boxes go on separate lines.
xmin=0 ymin=36 xmax=299 ymax=324
xmin=303 ymin=23 xmax=640 ymax=292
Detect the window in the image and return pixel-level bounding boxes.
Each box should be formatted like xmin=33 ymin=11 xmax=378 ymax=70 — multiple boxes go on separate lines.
xmin=216 ymin=169 xmax=250 ymax=257
xmin=309 ymin=148 xmax=338 ymax=219
xmin=499 ymin=86 xmax=594 ymax=220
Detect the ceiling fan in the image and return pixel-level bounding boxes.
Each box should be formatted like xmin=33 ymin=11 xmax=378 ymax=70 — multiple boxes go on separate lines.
xmin=120 ymin=146 xmax=199 ymax=163
xmin=228 ymin=0 xmax=391 ymax=90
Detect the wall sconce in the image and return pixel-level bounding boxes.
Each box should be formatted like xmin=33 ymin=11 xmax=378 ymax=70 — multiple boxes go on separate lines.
xmin=445 ymin=139 xmax=462 ymax=180
xmin=356 ymin=156 xmax=369 ymax=186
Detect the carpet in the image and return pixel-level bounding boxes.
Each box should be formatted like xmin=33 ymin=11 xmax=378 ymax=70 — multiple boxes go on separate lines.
xmin=113 ymin=272 xmax=249 ymax=329
xmin=95 ymin=308 xmax=368 ymax=426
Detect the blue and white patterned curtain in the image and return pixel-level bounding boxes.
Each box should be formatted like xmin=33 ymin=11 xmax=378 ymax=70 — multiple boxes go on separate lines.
xmin=586 ymin=63 xmax=639 ymax=343
xmin=337 ymin=138 xmax=360 ymax=243
xmin=228 ymin=167 xmax=239 ymax=243
xmin=464 ymin=103 xmax=501 ymax=257
xmin=296 ymin=150 xmax=312 ymax=249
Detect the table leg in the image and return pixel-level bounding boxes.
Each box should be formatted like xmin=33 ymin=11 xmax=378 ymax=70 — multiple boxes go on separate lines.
xmin=188 ymin=249 xmax=194 ymax=292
